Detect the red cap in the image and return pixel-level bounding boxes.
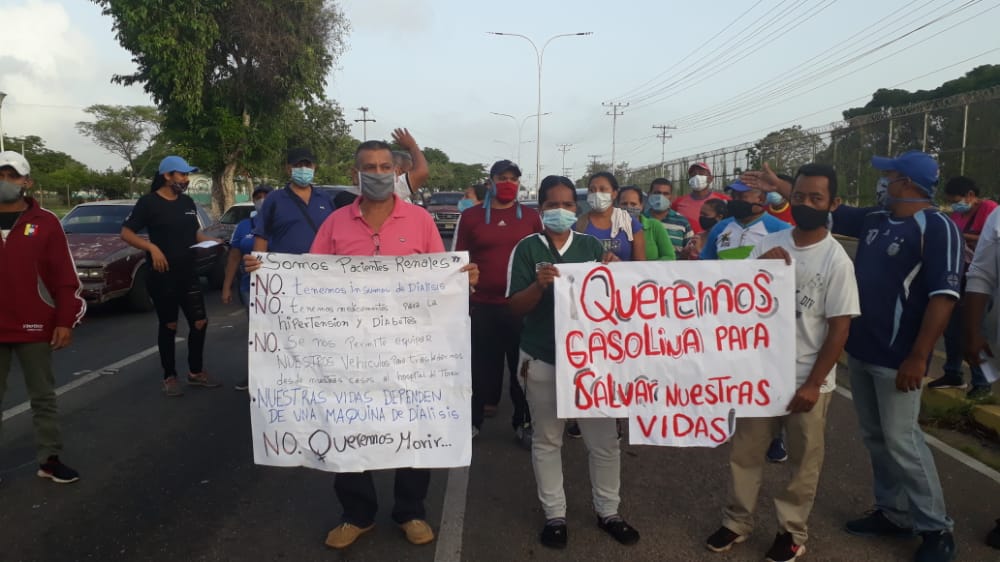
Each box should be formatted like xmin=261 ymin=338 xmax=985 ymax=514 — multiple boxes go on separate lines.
xmin=689 ymin=162 xmax=712 ymax=175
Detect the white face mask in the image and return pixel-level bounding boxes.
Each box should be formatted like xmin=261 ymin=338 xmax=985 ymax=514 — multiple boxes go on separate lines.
xmin=587 ymin=192 xmax=613 ymax=212
xmin=688 ymin=175 xmax=710 ymax=191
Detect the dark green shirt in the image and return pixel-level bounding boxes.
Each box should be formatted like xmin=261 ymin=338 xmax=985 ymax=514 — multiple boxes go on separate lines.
xmin=506 ymin=232 xmax=604 ymax=364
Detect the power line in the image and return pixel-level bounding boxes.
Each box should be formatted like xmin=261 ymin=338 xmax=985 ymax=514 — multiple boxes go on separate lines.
xmin=557 ymin=144 xmax=573 ymax=179
xmin=673 ymin=0 xmax=996 ymax=135
xmin=603 ymin=102 xmax=628 ymax=171
xmin=666 ymin=0 xmax=989 ymax=129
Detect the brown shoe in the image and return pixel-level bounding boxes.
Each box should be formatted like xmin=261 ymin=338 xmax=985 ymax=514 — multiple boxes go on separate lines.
xmin=162 ymin=376 xmax=184 ymax=397
xmin=399 ymin=519 xmax=435 ymax=545
xmin=325 ymin=522 xmax=374 ymax=549
xmin=187 ymin=372 xmax=221 ymax=388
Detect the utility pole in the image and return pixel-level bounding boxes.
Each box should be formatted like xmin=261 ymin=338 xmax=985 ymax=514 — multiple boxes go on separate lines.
xmin=603 ymin=102 xmax=628 ymax=173
xmin=557 ymin=144 xmax=572 ymax=178
xmin=354 ymin=106 xmax=376 ymax=141
xmin=652 ymin=124 xmax=676 ymax=177
xmin=587 ymin=154 xmax=601 ymax=172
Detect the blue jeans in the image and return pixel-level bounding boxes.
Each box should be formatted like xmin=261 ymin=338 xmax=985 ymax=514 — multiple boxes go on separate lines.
xmin=847 ymin=355 xmax=953 ymax=532
xmin=943 ymin=299 xmax=987 ymax=387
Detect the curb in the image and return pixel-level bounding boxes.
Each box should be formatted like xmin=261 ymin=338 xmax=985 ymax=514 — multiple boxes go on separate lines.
xmin=836 ymin=353 xmax=1000 ymax=436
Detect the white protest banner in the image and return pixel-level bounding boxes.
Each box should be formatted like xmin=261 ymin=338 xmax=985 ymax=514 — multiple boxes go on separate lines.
xmin=553 ymin=260 xmax=795 ymax=447
xmin=249 ymin=251 xmax=472 ymax=472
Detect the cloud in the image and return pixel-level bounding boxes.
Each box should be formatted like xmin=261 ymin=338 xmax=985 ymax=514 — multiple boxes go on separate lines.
xmin=341 ymin=0 xmax=434 ymax=37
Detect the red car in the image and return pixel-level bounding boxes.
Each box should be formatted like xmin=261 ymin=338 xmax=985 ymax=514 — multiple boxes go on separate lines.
xmin=427 ymin=191 xmax=464 ymax=232
xmin=61 ymin=200 xmax=229 ymax=312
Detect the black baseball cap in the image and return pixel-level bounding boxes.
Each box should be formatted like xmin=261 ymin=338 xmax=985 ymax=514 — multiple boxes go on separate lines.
xmin=287 ymin=147 xmax=317 ymax=165
xmin=489 ymin=159 xmax=522 ymax=178
xmin=252 ymin=184 xmax=274 ymax=197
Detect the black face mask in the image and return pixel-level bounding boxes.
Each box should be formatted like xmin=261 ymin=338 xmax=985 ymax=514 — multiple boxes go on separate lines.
xmin=791 ymin=204 xmax=829 ymax=231
xmin=727 ymin=199 xmax=759 ymax=220
xmin=699 ymin=216 xmax=719 ymax=231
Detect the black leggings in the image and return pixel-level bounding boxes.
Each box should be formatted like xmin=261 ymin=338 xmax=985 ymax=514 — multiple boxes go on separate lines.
xmin=147 ymin=266 xmax=207 ymax=379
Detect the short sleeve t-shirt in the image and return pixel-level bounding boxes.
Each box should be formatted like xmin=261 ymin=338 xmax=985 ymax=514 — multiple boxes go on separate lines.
xmin=701 ymin=214 xmax=791 ymax=260
xmin=751 ymin=230 xmax=861 ymax=392
xmin=122 ymin=191 xmax=199 ymax=266
xmin=452 ymin=203 xmax=542 ymax=304
xmin=672 ymin=191 xmax=730 ymax=234
xmin=394 ymin=173 xmax=413 ymax=203
xmin=253 ymin=186 xmax=333 ymax=254
xmin=834 ymin=206 xmax=963 ymax=369
xmin=506 ymin=232 xmax=604 ymax=364
xmin=582 ymin=216 xmax=643 ymax=261
xmin=950 ymin=199 xmax=998 ymax=235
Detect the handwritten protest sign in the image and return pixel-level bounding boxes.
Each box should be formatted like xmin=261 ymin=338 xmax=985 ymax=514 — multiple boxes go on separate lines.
xmin=249 ymin=252 xmax=472 ymax=472
xmin=553 ymin=260 xmax=795 ymax=447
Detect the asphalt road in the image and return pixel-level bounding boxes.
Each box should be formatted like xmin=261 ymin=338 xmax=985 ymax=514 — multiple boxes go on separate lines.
xmin=1 ymin=237 xmax=998 ymax=562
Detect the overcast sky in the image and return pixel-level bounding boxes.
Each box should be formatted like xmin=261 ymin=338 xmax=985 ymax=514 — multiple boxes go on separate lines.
xmin=2 ymin=0 xmax=998 ymax=182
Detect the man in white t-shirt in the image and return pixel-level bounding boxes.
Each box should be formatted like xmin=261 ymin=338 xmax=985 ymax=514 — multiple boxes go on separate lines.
xmin=391 ymin=128 xmax=429 ymax=203
xmin=705 ymin=163 xmax=860 ymax=562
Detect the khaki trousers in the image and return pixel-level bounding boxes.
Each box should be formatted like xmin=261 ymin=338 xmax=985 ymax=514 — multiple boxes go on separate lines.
xmin=721 ymin=391 xmax=832 ymax=545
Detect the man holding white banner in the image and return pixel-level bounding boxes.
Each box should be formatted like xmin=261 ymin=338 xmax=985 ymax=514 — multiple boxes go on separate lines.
xmin=245 ymin=140 xmax=479 ymax=551
xmin=706 ymin=164 xmax=859 ymax=562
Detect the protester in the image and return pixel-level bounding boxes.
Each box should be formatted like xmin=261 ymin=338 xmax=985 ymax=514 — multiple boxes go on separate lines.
xmin=453 ymin=160 xmax=542 ymax=447
xmin=252 ymin=148 xmax=333 ymax=254
xmin=221 ymin=184 xmax=272 ymax=391
xmin=617 ymin=185 xmax=675 ymax=260
xmin=0 ymin=151 xmax=85 ymax=484
xmin=700 ymin=180 xmax=790 ymax=260
xmin=681 ymin=198 xmax=728 ymax=260
xmin=645 ymin=178 xmax=692 ymax=253
xmin=247 ymin=140 xmax=478 ymax=550
xmin=961 ymin=193 xmax=1000 ymax=550
xmin=744 ymin=152 xmax=960 ymax=562
xmin=577 ymin=172 xmax=645 ymax=262
xmin=458 ymin=183 xmax=486 ymax=212
xmin=120 ymin=156 xmax=223 ymax=396
xmin=391 ymin=128 xmax=429 ymax=202
xmin=507 ymin=174 xmax=640 ymax=550
xmin=705 ymin=163 xmax=859 ymax=562
xmin=928 ymin=175 xmax=996 ymax=398
xmin=671 ymin=162 xmax=730 ymax=234
xmin=765 ymin=176 xmax=796 ymax=225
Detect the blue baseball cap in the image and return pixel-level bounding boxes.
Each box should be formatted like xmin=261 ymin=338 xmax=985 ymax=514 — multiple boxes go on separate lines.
xmin=871 ymin=150 xmax=939 ymax=195
xmin=726 ymin=180 xmax=756 ymax=192
xmin=158 ymin=155 xmax=199 ymax=175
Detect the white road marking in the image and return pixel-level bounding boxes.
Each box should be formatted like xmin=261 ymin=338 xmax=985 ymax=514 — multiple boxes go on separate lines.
xmin=833 ymin=387 xmax=1000 ymax=485
xmin=1 ymin=338 xmax=184 ymax=423
xmin=433 ymin=465 xmax=470 ymax=562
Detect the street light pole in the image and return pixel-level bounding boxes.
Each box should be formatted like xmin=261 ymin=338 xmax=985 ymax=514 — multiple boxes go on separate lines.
xmin=489 ymin=32 xmax=592 ymax=189
xmin=489 ymin=111 xmax=551 ymax=166
xmin=0 ymin=91 xmax=7 ymax=152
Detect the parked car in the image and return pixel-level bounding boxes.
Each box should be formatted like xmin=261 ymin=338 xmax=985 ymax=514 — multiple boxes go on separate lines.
xmin=427 ymin=191 xmax=464 ymax=232
xmin=61 ymin=200 xmax=229 ymax=312
xmin=219 ymin=201 xmax=255 ymax=241
xmin=315 ymin=184 xmax=361 ymax=208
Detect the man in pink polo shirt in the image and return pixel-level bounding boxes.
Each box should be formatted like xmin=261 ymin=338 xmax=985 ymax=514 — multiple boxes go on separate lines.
xmin=311 ymin=140 xmax=476 ymax=550
xmin=246 ymin=140 xmax=478 ymax=550
xmin=671 ymin=162 xmax=730 ymax=234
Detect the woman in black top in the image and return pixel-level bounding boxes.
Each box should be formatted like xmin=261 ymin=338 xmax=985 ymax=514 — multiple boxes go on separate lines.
xmin=121 ymin=156 xmax=222 ymax=396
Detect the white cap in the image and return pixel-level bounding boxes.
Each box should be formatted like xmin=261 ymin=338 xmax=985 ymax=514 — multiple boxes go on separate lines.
xmin=0 ymin=151 xmax=30 ymax=176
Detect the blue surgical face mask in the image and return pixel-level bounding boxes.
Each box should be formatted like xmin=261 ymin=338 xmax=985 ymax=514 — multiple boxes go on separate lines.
xmin=648 ymin=193 xmax=670 ymax=212
xmin=875 ymin=177 xmax=889 ymax=207
xmin=951 ymin=200 xmax=972 ymax=214
xmin=542 ymin=208 xmax=577 ymax=233
xmin=766 ymin=191 xmax=785 ymax=207
xmin=291 ymin=166 xmax=314 ymax=186
xmin=457 ymin=198 xmax=474 ymax=212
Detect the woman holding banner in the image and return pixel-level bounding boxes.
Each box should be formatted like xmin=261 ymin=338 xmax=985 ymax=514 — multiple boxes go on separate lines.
xmin=507 ymin=175 xmax=640 ymax=550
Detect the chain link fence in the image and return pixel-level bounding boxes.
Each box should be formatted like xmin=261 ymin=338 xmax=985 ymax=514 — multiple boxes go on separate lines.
xmin=626 ymin=86 xmax=1000 ymax=206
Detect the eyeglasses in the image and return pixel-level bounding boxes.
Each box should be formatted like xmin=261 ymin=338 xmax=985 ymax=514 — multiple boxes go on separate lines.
xmin=372 ymin=233 xmax=381 ymax=256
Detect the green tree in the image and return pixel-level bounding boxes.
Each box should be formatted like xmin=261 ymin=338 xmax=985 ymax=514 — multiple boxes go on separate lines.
xmin=75 ymin=105 xmax=163 ymax=193
xmin=747 ymin=126 xmax=826 ymax=175
xmin=94 ymin=0 xmax=349 ymax=213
